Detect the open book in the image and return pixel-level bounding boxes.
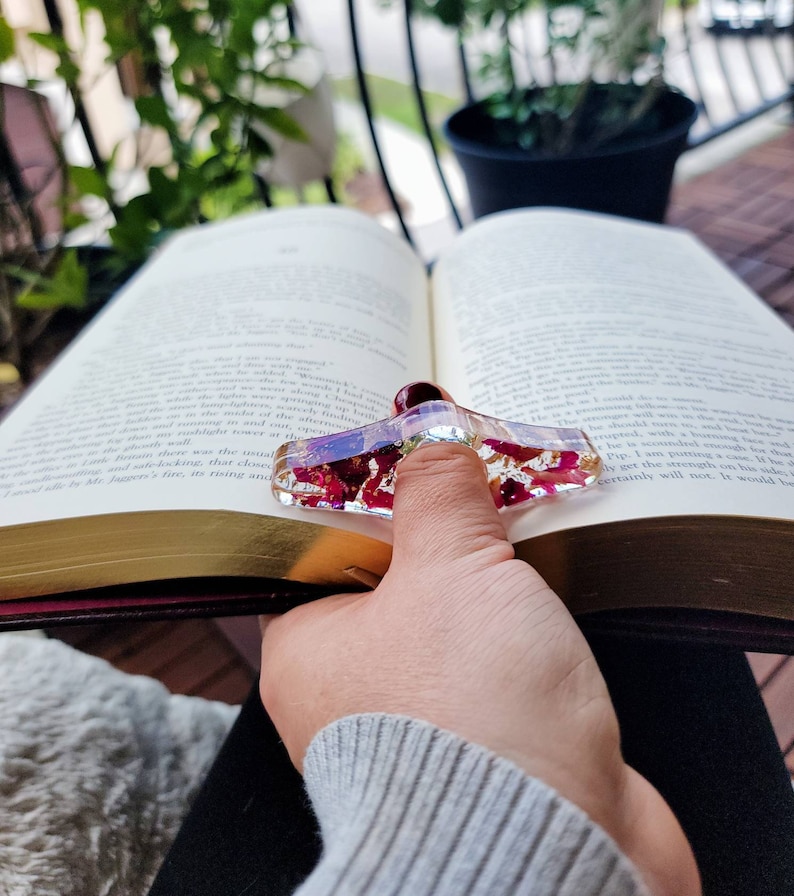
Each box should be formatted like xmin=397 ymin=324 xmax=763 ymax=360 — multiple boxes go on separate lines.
xmin=1 ymin=207 xmax=793 ymax=640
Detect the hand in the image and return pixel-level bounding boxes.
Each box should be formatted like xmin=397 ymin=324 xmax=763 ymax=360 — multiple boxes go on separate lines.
xmin=260 ymin=443 xmax=700 ymax=896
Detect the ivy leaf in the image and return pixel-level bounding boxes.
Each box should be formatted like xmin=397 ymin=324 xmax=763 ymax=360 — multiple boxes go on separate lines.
xmin=256 ymin=0 xmax=286 ymax=15
xmin=251 ymin=107 xmax=307 ymax=142
xmin=62 ymin=210 xmax=90 ymax=231
xmin=69 ymin=165 xmax=108 ymax=198
xmin=245 ymin=127 xmax=274 ymax=159
xmin=0 ymin=17 xmax=16 ymax=63
xmin=425 ymin=0 xmax=466 ymax=28
xmin=198 ymin=153 xmax=233 ymax=181
xmin=108 ymin=195 xmax=158 ymax=260
xmin=27 ymin=31 xmax=68 ymax=53
xmin=135 ymin=95 xmax=174 ymax=131
xmin=17 ymin=250 xmax=88 ymax=311
xmin=56 ymin=56 xmax=81 ymax=85
xmin=147 ymin=167 xmax=187 ymax=225
xmin=252 ymin=74 xmax=308 ymax=95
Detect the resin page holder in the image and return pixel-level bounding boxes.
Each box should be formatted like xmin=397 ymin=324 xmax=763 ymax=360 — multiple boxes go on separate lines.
xmin=271 ymin=398 xmax=604 ymax=518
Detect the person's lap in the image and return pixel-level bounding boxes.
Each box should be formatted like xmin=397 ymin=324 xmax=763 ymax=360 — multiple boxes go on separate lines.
xmin=148 ymin=637 xmax=794 ymax=896
xmin=147 ymin=683 xmax=321 ymax=896
xmin=591 ymin=636 xmax=794 ymax=896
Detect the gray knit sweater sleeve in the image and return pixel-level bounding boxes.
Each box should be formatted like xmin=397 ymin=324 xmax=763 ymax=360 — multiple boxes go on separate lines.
xmin=295 ymin=714 xmax=649 ymax=896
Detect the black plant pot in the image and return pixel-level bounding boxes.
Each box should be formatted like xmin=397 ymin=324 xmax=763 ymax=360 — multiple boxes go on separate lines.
xmin=444 ymin=88 xmax=698 ymax=223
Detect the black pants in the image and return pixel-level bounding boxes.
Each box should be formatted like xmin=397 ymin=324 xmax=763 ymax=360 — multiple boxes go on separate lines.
xmin=149 ymin=639 xmax=794 ymax=896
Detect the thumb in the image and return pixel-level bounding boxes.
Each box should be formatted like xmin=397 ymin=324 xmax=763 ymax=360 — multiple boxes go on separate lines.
xmin=390 ymin=442 xmax=514 ymax=570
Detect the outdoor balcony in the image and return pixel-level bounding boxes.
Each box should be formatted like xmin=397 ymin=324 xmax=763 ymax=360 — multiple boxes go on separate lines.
xmin=1 ymin=0 xmax=794 ymax=775
xmin=43 ymin=113 xmax=794 ymax=777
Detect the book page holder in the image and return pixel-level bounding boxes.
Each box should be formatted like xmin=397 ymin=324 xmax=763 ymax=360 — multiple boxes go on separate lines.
xmin=271 ymin=382 xmax=603 ymax=519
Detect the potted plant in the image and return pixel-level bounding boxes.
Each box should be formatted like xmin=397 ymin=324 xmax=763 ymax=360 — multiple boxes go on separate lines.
xmin=46 ymin=0 xmax=312 ymax=261
xmin=0 ymin=0 xmax=317 ymax=401
xmin=394 ymin=0 xmax=697 ymax=222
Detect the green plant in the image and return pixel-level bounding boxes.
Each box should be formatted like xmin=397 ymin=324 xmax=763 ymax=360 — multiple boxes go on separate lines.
xmin=0 ymin=1 xmax=309 ymax=382
xmin=34 ymin=0 xmax=307 ymax=262
xmin=384 ymin=0 xmax=667 ymax=153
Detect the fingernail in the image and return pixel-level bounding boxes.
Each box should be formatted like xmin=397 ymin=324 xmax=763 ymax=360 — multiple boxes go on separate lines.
xmin=393 ymin=381 xmax=444 ymax=412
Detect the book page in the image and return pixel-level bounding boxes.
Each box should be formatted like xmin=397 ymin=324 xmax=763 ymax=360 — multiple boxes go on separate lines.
xmin=0 ymin=207 xmax=430 ymax=534
xmin=431 ymin=209 xmax=794 ymax=542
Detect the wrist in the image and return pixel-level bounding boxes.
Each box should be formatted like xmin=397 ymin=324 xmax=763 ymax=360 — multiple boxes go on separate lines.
xmin=299 ymin=714 xmax=649 ymax=896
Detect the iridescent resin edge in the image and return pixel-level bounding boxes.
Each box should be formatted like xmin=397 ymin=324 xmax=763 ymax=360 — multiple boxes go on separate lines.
xmin=271 ymin=400 xmax=603 ymax=519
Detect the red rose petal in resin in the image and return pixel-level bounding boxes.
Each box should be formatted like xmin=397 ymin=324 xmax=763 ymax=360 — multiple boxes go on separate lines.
xmin=272 ymin=393 xmax=603 ymax=519
xmin=483 ymin=439 xmax=544 ymax=464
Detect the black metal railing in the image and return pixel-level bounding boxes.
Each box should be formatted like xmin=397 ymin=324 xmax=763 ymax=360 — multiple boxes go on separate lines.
xmin=346 ymin=0 xmax=794 ymax=250
xmin=672 ymin=0 xmax=793 ymax=143
xmin=6 ymin=1 xmax=794 ymax=259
